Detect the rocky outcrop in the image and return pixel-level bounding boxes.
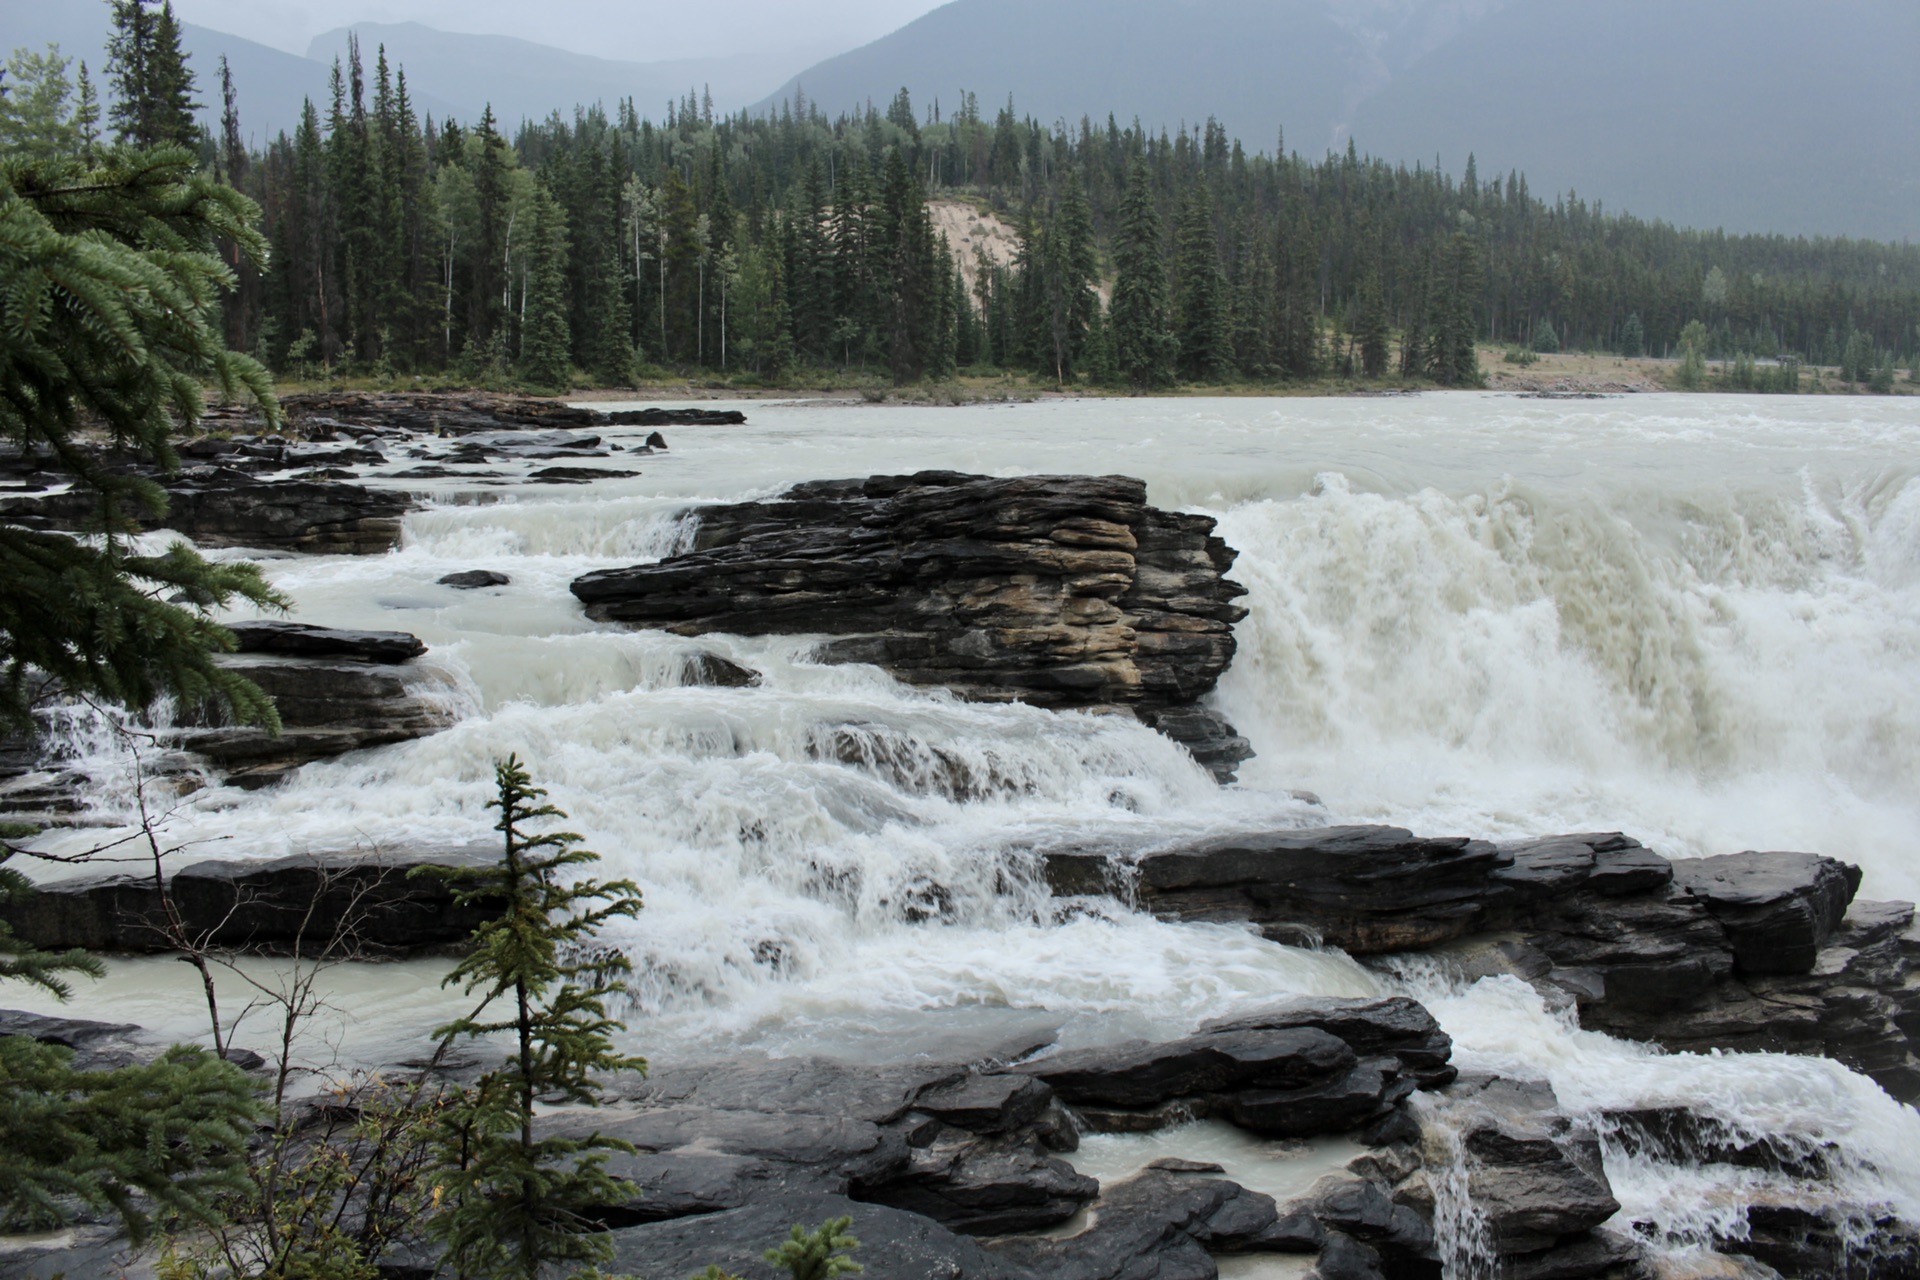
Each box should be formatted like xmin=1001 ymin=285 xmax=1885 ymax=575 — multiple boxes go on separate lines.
xmin=569 ymin=472 xmax=1254 ymax=780
xmin=1044 ymin=828 xmax=1920 ymax=1101
xmin=0 ymin=392 xmax=711 ymax=557
xmin=225 ymin=621 xmax=428 ymax=664
xmin=202 ymin=390 xmax=741 ymax=435
xmin=1 ymin=471 xmax=416 ymax=554
xmin=1018 ymin=997 xmax=1454 ymax=1141
xmin=1409 ymin=1075 xmax=1635 ymax=1280
xmin=0 ymin=847 xmax=497 ymax=955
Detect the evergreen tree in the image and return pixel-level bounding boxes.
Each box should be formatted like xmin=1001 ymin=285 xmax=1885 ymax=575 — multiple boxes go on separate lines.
xmin=1355 ymin=265 xmax=1390 ymax=378
xmin=1041 ymin=172 xmax=1099 ymax=383
xmin=0 ymin=146 xmax=285 ymax=731
xmin=0 ymin=47 xmax=80 ymax=161
xmin=519 ymin=184 xmax=571 ymax=391
xmin=1427 ymin=230 xmax=1484 ymax=387
xmin=73 ymin=62 xmax=101 ymax=161
xmin=106 ymin=0 xmax=200 ymax=150
xmin=1173 ymin=184 xmax=1231 ymax=381
xmin=1675 ymin=319 xmax=1709 ymax=389
xmin=466 ymin=105 xmax=511 ymax=351
xmin=1619 ymin=312 xmax=1645 ymax=357
xmin=420 ymin=756 xmax=646 ymax=1280
xmin=1532 ymin=315 xmax=1560 ymax=354
xmin=1110 ymin=159 xmax=1175 ymax=389
xmin=0 ymin=145 xmax=276 ymax=1242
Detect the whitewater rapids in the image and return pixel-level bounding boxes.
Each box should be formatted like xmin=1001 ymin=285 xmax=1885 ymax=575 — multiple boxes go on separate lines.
xmin=24 ymin=392 xmax=1920 ymax=1263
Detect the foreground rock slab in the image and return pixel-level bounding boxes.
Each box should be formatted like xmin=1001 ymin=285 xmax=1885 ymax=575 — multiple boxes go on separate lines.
xmin=570 ymin=471 xmax=1254 ymax=779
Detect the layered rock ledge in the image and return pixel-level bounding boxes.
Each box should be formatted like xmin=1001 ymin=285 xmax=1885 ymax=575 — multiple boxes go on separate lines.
xmin=570 ymin=471 xmax=1254 ymax=779
xmin=1044 ymin=828 xmax=1920 ymax=1101
xmin=0 ymin=391 xmax=715 ymax=556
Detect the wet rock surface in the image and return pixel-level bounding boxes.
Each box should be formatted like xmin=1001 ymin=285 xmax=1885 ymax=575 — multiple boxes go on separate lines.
xmin=0 ymin=847 xmax=498 ymax=955
xmin=1045 ymin=827 xmax=1920 ymax=1101
xmin=0 ymin=391 xmax=706 ymax=556
xmin=569 ymin=471 xmax=1255 ymax=779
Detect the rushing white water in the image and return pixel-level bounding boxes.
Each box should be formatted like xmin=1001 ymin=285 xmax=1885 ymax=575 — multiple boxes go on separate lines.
xmin=20 ymin=392 xmax=1920 ymax=1260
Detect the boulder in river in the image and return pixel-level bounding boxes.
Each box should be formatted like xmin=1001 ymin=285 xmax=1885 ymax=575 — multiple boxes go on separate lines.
xmin=569 ymin=472 xmax=1254 ymax=780
xmin=438 ymin=570 xmax=511 ymax=590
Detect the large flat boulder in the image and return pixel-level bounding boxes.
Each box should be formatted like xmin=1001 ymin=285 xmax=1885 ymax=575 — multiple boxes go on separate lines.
xmin=604 ymin=1192 xmax=1023 ymax=1280
xmin=569 ymin=472 xmax=1254 ymax=779
xmin=1670 ymin=851 xmax=1860 ymax=975
xmin=0 ymin=848 xmax=498 ymax=955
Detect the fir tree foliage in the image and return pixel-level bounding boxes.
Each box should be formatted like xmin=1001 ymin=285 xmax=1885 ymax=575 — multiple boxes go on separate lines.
xmin=0 ymin=46 xmax=82 ymax=161
xmin=0 ymin=850 xmax=260 ymax=1240
xmin=0 ymin=146 xmax=285 ymax=731
xmin=519 ymin=183 xmax=572 ymax=391
xmin=106 ymin=0 xmax=201 ymax=151
xmin=766 ymin=1217 xmax=864 ymax=1280
xmin=1172 ymin=183 xmax=1231 ymax=381
xmin=1110 ymin=159 xmax=1175 ymax=389
xmin=418 ymin=755 xmax=646 ymax=1280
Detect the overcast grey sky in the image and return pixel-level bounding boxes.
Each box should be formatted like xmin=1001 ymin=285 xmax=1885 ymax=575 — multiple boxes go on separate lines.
xmin=167 ymin=0 xmax=950 ymax=62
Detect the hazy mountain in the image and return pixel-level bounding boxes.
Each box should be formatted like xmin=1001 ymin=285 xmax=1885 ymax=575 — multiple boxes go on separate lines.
xmin=0 ymin=0 xmax=456 ymax=144
xmin=762 ymin=0 xmax=1920 ymax=241
xmin=763 ymin=0 xmax=1366 ymax=151
xmin=1344 ymin=0 xmax=1920 ymax=242
xmin=303 ymin=23 xmax=826 ymax=128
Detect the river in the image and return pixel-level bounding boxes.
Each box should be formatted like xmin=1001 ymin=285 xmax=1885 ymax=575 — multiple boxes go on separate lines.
xmin=25 ymin=391 xmax=1920 ymax=1267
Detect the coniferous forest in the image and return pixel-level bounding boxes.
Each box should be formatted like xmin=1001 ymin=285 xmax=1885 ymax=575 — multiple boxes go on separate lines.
xmin=10 ymin=10 xmax=1920 ymax=394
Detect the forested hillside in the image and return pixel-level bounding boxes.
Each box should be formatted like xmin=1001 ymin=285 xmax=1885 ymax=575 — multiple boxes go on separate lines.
xmin=8 ymin=24 xmax=1917 ymax=391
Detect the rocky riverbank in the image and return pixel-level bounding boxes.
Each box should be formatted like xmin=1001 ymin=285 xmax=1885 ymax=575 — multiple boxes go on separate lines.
xmin=2 ymin=988 xmax=1910 ymax=1280
xmin=0 ymin=391 xmax=730 ymax=556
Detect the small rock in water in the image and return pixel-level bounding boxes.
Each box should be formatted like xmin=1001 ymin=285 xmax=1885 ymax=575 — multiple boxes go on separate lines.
xmin=226 ymin=620 xmax=427 ymax=664
xmin=439 ymin=569 xmax=511 ymax=590
xmin=530 ymin=465 xmax=642 ymax=483
xmin=684 ymin=652 xmax=762 ymax=688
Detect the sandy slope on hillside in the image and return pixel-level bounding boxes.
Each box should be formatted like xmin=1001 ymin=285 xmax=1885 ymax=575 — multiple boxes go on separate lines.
xmin=928 ymin=200 xmax=1021 ymax=276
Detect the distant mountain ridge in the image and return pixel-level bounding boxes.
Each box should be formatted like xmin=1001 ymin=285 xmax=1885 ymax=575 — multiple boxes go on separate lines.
xmin=301 ymin=24 xmax=828 ymax=129
xmin=760 ymin=0 xmax=1920 ymax=241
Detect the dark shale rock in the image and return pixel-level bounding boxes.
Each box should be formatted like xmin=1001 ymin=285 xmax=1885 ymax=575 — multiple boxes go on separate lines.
xmin=0 ymin=1009 xmax=149 ymax=1071
xmin=1670 ymin=851 xmax=1859 ymax=975
xmin=863 ymin=1132 xmax=1099 ymax=1235
xmin=1044 ymin=826 xmax=1504 ymax=953
xmin=568 ymin=472 xmax=1253 ymax=779
xmin=1311 ymin=1230 xmax=1388 ymax=1280
xmin=0 ymin=848 xmax=498 ymax=955
xmin=602 ymin=407 xmax=745 ymax=426
xmin=990 ymin=1169 xmax=1297 ymax=1280
xmin=1016 ymin=998 xmax=1452 ymax=1140
xmin=550 ymin=1056 xmax=1100 ymax=1237
xmin=1046 ymin=825 xmax=1920 ymax=1100
xmin=529 ymin=465 xmax=642 ymax=482
xmin=1202 ymin=997 xmax=1456 ymax=1083
xmin=177 ymin=654 xmax=459 ymax=787
xmin=437 ymin=570 xmax=511 ymax=589
xmin=1017 ymin=1026 xmax=1356 ymax=1108
xmin=225 ymin=621 xmax=428 ymax=664
xmin=1440 ymin=1076 xmax=1621 ymax=1254
xmin=1 ymin=474 xmax=415 ymax=554
xmin=683 ymin=651 xmax=762 ymax=688
xmin=605 ymin=1191 xmax=1019 ymax=1280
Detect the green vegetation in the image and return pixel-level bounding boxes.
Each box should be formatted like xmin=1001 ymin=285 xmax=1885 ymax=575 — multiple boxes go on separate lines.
xmin=0 ymin=847 xmax=260 ymax=1240
xmin=16 ymin=29 xmax=1920 ymax=393
xmin=0 ymin=143 xmax=286 ymax=733
xmin=418 ymin=756 xmax=646 ymax=1280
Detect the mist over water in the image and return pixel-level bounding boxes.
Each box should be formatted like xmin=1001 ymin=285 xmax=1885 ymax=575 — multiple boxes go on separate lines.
xmin=31 ymin=392 xmax=1920 ymax=1254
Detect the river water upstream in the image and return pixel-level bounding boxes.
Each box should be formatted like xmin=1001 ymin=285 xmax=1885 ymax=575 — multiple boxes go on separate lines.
xmin=25 ymin=391 xmax=1920 ymax=1266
